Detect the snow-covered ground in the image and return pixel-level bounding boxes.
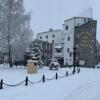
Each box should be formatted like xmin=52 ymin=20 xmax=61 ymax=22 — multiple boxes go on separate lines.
xmin=0 ymin=64 xmax=100 ymax=100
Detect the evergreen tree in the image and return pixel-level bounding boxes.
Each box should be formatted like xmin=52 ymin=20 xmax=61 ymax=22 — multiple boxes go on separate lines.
xmin=30 ymin=40 xmax=43 ymax=68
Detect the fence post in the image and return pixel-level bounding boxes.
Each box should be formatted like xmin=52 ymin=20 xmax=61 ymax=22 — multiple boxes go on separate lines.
xmin=25 ymin=77 xmax=28 ymax=86
xmin=55 ymin=73 xmax=58 ymax=80
xmin=0 ymin=79 xmax=3 ymax=90
xmin=66 ymin=71 xmax=68 ymax=77
xmin=77 ymin=68 xmax=80 ymax=73
xmin=43 ymin=75 xmax=45 ymax=82
xmin=72 ymin=69 xmax=75 ymax=75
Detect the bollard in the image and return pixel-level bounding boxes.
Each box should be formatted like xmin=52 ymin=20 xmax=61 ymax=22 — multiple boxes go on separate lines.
xmin=0 ymin=79 xmax=3 ymax=90
xmin=72 ymin=69 xmax=75 ymax=75
xmin=43 ymin=75 xmax=45 ymax=82
xmin=55 ymin=73 xmax=58 ymax=80
xmin=25 ymin=77 xmax=28 ymax=86
xmin=77 ymin=68 xmax=80 ymax=73
xmin=66 ymin=71 xmax=68 ymax=77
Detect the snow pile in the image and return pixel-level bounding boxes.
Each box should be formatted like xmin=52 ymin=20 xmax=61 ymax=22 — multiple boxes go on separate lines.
xmin=0 ymin=65 xmax=100 ymax=100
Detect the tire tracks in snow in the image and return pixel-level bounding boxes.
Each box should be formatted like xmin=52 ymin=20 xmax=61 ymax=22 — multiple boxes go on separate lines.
xmin=64 ymin=80 xmax=100 ymax=100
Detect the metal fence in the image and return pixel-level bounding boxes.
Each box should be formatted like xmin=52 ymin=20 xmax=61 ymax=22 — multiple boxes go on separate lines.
xmin=0 ymin=69 xmax=80 ymax=90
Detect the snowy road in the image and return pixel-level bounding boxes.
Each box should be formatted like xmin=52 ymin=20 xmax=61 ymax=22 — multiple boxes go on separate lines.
xmin=65 ymin=80 xmax=100 ymax=100
xmin=0 ymin=65 xmax=100 ymax=100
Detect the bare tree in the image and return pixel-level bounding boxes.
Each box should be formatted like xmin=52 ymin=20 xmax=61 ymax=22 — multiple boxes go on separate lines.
xmin=0 ymin=0 xmax=33 ymax=67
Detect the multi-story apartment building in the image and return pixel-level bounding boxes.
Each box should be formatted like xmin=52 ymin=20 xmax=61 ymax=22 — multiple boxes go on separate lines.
xmin=63 ymin=17 xmax=98 ymax=67
xmin=37 ymin=29 xmax=64 ymax=65
xmin=36 ymin=17 xmax=99 ymax=67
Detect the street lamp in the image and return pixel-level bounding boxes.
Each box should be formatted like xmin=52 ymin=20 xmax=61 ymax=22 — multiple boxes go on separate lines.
xmin=73 ymin=47 xmax=77 ymax=72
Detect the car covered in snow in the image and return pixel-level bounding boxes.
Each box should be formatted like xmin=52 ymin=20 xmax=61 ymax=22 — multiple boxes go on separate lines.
xmin=49 ymin=59 xmax=60 ymax=70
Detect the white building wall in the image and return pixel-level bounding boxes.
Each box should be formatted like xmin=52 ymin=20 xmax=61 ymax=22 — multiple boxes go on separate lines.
xmin=37 ymin=29 xmax=64 ymax=59
xmin=63 ymin=19 xmax=75 ymax=65
xmin=37 ymin=29 xmax=64 ymax=44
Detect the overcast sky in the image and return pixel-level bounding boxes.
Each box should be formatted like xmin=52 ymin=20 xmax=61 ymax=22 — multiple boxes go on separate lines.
xmin=24 ymin=0 xmax=100 ymax=42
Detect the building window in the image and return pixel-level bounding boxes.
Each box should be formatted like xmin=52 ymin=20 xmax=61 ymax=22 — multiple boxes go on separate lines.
xmin=46 ymin=43 xmax=48 ymax=49
xmin=48 ymin=44 xmax=50 ymax=50
xmin=56 ymin=48 xmax=62 ymax=53
xmin=40 ymin=36 xmax=42 ymax=39
xmin=76 ymin=45 xmax=79 ymax=49
xmin=77 ymin=23 xmax=79 ymax=26
xmin=46 ymin=35 xmax=48 ymax=38
xmin=91 ymin=40 xmax=94 ymax=45
xmin=65 ymin=25 xmax=68 ymax=30
xmin=48 ymin=54 xmax=51 ymax=58
xmin=41 ymin=43 xmax=42 ymax=49
xmin=91 ymin=50 xmax=94 ymax=54
xmin=68 ymin=37 xmax=70 ymax=41
xmin=52 ymin=40 xmax=54 ymax=43
xmin=84 ymin=18 xmax=86 ymax=22
xmin=69 ymin=52 xmax=72 ymax=57
xmin=67 ymin=48 xmax=70 ymax=53
xmin=76 ymin=35 xmax=79 ymax=40
xmin=91 ymin=27 xmax=95 ymax=33
xmin=52 ymin=34 xmax=55 ymax=38
xmin=88 ymin=18 xmax=91 ymax=22
xmin=45 ymin=53 xmax=47 ymax=58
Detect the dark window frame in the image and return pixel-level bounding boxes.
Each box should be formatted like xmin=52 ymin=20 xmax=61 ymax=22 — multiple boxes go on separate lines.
xmin=67 ymin=48 xmax=70 ymax=53
xmin=65 ymin=25 xmax=68 ymax=30
xmin=46 ymin=35 xmax=48 ymax=38
xmin=84 ymin=18 xmax=86 ymax=22
xmin=69 ymin=52 xmax=72 ymax=57
xmin=52 ymin=34 xmax=55 ymax=38
xmin=68 ymin=37 xmax=70 ymax=41
xmin=40 ymin=36 xmax=42 ymax=39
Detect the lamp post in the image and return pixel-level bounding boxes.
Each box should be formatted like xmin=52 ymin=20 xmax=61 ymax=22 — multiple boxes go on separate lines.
xmin=73 ymin=47 xmax=77 ymax=72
